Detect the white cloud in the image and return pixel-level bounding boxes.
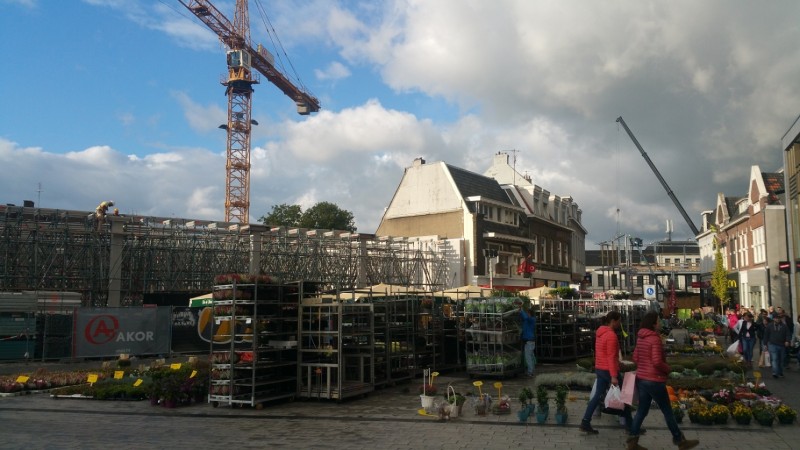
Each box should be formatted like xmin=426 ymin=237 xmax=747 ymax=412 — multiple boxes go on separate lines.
xmin=172 ymin=91 xmax=227 ymax=133
xmin=315 ymin=61 xmax=351 ymax=81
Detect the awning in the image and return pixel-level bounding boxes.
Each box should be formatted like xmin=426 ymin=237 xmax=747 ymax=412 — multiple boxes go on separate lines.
xmin=189 ymin=293 xmax=213 ymax=307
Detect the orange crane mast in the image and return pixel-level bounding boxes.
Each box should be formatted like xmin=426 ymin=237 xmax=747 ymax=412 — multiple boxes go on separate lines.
xmin=179 ymin=0 xmax=320 ymax=224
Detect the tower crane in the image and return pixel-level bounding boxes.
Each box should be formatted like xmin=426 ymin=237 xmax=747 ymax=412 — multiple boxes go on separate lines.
xmin=616 ymin=117 xmax=700 ymax=236
xmin=179 ymin=0 xmax=320 ymax=224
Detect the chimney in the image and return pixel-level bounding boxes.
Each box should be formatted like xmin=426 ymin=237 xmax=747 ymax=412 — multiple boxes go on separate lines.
xmin=413 ymin=157 xmax=426 ymax=167
xmin=494 ymin=152 xmax=509 ymax=165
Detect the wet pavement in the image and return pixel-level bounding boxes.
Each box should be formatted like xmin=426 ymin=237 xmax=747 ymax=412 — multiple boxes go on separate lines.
xmin=1 ymin=352 xmax=799 ymax=449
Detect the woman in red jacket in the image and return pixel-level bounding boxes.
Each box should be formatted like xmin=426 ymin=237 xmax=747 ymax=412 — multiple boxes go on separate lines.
xmin=627 ymin=312 xmax=698 ymax=450
xmin=579 ymin=311 xmax=632 ymax=434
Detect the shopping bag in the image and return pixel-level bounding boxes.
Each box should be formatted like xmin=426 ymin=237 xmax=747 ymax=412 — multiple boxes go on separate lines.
xmin=620 ymin=371 xmax=637 ymax=406
xmin=758 ymin=351 xmax=766 ymax=368
xmin=604 ymin=385 xmax=625 ymax=412
xmin=764 ymin=351 xmax=771 ymax=366
xmin=726 ymin=340 xmax=739 ymax=356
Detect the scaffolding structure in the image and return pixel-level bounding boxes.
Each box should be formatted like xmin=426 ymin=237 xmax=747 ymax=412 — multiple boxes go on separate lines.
xmin=0 ymin=205 xmax=454 ymax=306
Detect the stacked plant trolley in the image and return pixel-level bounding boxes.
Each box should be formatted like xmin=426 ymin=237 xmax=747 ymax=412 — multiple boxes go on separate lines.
xmin=370 ymin=295 xmax=415 ymax=387
xmin=463 ymin=297 xmax=523 ymax=378
xmin=208 ymin=274 xmax=301 ymax=408
xmin=298 ymin=300 xmax=374 ymax=400
xmin=413 ymin=296 xmax=445 ymax=372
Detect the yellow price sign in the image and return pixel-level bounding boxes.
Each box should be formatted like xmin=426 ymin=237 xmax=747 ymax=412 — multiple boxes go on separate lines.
xmin=114 ymin=371 xmax=124 ymax=380
xmin=170 ymin=363 xmax=182 ymax=370
xmin=87 ymin=374 xmax=98 ymax=384
xmin=133 ymin=379 xmax=143 ymax=387
xmin=190 ymin=370 xmax=197 ymax=378
xmin=16 ymin=375 xmax=29 ymax=383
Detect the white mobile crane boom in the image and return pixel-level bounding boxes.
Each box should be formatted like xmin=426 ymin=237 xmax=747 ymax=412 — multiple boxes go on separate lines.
xmin=616 ymin=116 xmax=700 ymax=236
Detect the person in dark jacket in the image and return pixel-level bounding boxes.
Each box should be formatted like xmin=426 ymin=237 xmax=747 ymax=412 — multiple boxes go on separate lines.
xmin=738 ymin=312 xmax=757 ymax=366
xmin=763 ymin=313 xmax=791 ymax=378
xmin=519 ymin=302 xmax=537 ymax=377
xmin=579 ymin=311 xmax=633 ymax=435
xmin=627 ymin=312 xmax=699 ymax=450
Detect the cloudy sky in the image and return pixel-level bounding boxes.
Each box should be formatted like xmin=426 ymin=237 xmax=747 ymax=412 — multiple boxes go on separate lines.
xmin=1 ymin=0 xmax=799 ymax=249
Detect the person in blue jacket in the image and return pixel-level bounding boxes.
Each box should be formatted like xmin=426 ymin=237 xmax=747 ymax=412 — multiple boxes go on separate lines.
xmin=520 ymin=301 xmax=537 ymax=377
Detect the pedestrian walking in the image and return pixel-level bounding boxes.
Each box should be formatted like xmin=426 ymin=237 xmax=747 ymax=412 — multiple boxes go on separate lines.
xmin=519 ymin=301 xmax=536 ymax=377
xmin=579 ymin=311 xmax=633 ymax=435
xmin=763 ymin=313 xmax=791 ymax=378
xmin=738 ymin=312 xmax=756 ymax=366
xmin=627 ymin=311 xmax=699 ymax=450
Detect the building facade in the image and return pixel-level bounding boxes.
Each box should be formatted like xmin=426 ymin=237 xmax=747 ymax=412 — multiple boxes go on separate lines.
xmin=697 ymin=166 xmax=789 ymax=312
xmin=376 ymin=153 xmax=585 ymax=290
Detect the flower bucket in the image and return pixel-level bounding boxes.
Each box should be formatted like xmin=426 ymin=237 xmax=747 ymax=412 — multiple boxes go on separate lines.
xmin=420 ymin=394 xmax=435 ymax=410
xmin=536 ymin=406 xmax=549 ymax=424
xmin=445 ymin=386 xmax=460 ymax=418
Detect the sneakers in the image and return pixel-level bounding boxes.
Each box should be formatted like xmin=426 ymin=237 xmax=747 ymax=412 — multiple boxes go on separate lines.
xmin=579 ymin=421 xmax=599 ymax=434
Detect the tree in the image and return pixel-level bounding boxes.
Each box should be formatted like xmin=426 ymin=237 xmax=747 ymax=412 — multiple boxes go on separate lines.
xmin=710 ymin=227 xmax=729 ymax=313
xmin=259 ymin=203 xmax=302 ymax=227
xmin=299 ymin=201 xmax=356 ymax=232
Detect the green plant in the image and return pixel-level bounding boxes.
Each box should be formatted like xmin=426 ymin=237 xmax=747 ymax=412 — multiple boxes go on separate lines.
xmin=709 ymin=404 xmax=729 ymax=424
xmin=447 ymin=392 xmax=466 ymax=406
xmin=687 ymin=404 xmax=713 ymax=425
xmin=671 ymin=402 xmax=685 ymax=421
xmin=775 ymin=404 xmax=797 ymax=423
xmin=729 ymin=401 xmax=752 ymax=420
xmin=751 ymin=402 xmax=775 ymax=425
xmin=555 ymin=385 xmax=568 ymax=413
xmin=518 ymin=387 xmax=533 ymax=406
xmin=575 ymin=357 xmax=594 ymax=371
xmin=535 ymin=385 xmax=549 ymax=410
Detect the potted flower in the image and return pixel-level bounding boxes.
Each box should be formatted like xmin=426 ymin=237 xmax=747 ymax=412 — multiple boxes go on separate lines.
xmin=688 ymin=404 xmax=713 ymax=425
xmin=671 ymin=402 xmax=685 ymax=423
xmin=517 ymin=387 xmax=534 ymax=422
xmin=729 ymin=401 xmax=752 ymax=425
xmin=554 ymin=385 xmax=569 ymax=425
xmin=752 ymin=403 xmax=775 ymax=426
xmin=709 ymin=404 xmax=729 ymax=425
xmin=445 ymin=388 xmax=466 ymax=418
xmin=775 ymin=404 xmax=797 ymax=425
xmin=535 ymin=385 xmax=549 ymax=424
xmin=419 ymin=383 xmax=437 ymax=410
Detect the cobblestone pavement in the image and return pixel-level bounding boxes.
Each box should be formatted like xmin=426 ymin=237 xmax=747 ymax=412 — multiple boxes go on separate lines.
xmin=1 ymin=358 xmax=799 ymax=449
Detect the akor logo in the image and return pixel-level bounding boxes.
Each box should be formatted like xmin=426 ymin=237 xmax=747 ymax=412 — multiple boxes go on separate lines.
xmin=85 ymin=315 xmax=120 ymax=345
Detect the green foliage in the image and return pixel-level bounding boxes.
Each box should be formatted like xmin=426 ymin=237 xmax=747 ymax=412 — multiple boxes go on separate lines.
xmin=555 ymin=385 xmax=568 ymax=412
xmin=575 ymin=357 xmax=594 ymax=371
xmin=518 ymin=387 xmax=533 ymax=405
xmin=710 ymin=227 xmax=729 ymax=311
xmin=695 ymin=362 xmax=716 ymax=376
xmin=536 ymin=385 xmax=549 ymax=409
xmin=666 ymin=377 xmax=727 ymax=391
xmin=552 ymin=287 xmax=575 ymax=299
xmin=259 ymin=202 xmax=356 ymax=232
xmin=259 ymin=203 xmax=302 ymax=227
xmin=299 ymin=201 xmax=356 ymax=232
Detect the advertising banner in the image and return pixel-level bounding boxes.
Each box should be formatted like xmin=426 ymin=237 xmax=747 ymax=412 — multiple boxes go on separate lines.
xmin=74 ymin=307 xmax=171 ymax=358
xmin=170 ymin=307 xmax=208 ymax=353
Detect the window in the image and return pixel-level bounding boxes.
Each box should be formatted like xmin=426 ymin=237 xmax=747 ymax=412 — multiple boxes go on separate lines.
xmin=753 ymin=227 xmax=765 ymax=264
